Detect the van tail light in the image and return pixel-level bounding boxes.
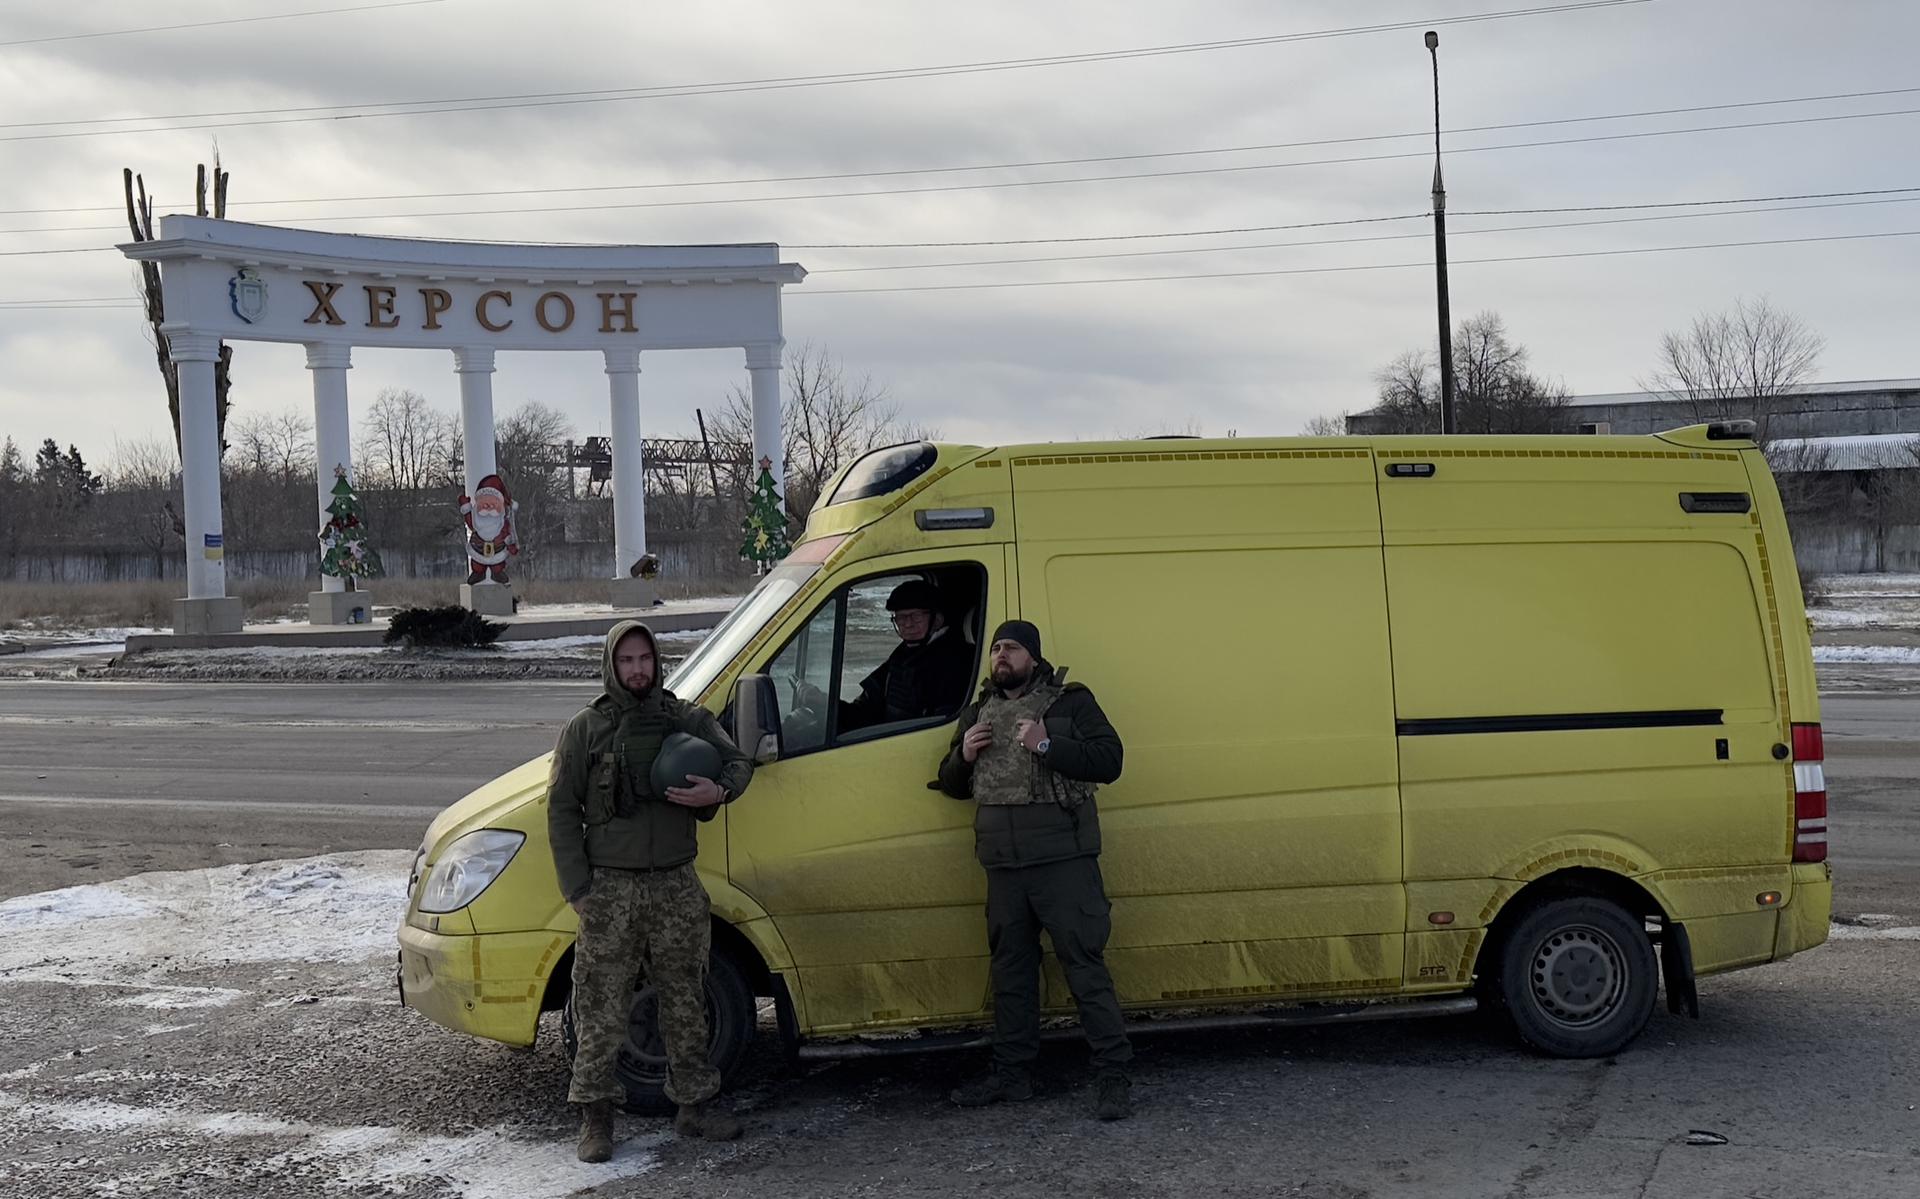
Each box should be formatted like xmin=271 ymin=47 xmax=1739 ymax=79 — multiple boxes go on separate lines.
xmin=1791 ymin=723 xmax=1827 ymax=863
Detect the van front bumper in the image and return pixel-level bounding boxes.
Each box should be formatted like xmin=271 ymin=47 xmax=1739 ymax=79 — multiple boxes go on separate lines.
xmin=396 ymin=923 xmax=572 ymax=1047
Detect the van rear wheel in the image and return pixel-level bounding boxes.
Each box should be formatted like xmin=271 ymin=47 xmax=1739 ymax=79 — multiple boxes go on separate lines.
xmin=561 ymin=949 xmax=756 ymax=1115
xmin=1497 ymin=896 xmax=1657 ymax=1058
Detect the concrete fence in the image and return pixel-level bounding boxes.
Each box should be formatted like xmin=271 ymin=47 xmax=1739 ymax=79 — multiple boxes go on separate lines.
xmin=11 ymin=525 xmax=1916 ymax=584
xmin=1790 ymin=523 xmax=1920 ymax=575
xmin=2 ymin=531 xmax=747 ymax=585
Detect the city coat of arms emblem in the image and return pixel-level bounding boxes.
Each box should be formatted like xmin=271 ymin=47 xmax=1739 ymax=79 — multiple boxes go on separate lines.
xmin=228 ymin=267 xmax=267 ymax=323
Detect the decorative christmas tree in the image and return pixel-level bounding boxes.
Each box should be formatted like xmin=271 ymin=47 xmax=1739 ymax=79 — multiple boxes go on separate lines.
xmin=738 ymin=457 xmax=791 ymax=572
xmin=318 ymin=465 xmax=385 ymax=587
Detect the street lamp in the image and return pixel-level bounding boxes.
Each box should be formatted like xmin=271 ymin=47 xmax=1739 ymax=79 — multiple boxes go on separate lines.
xmin=1425 ymin=29 xmax=1457 ymax=435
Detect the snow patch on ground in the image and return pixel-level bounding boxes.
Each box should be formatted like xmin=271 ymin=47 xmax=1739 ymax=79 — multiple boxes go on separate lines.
xmin=1809 ymin=607 xmax=1912 ymax=630
xmin=1813 ymin=646 xmax=1920 ymax=664
xmin=0 ymin=884 xmax=155 ymax=930
xmin=0 ymin=851 xmax=412 ymax=981
xmin=0 ymin=1090 xmax=662 ymax=1198
xmin=1820 ymin=573 xmax=1920 ymax=596
xmin=518 ymin=596 xmax=740 ymax=618
xmin=1827 ymin=922 xmax=1920 ymax=941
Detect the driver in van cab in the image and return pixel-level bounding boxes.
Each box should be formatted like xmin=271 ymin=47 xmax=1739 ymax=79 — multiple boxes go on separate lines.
xmin=803 ymin=579 xmax=977 ymax=731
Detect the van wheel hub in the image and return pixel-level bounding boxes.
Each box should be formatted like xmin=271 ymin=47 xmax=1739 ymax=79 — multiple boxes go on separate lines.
xmin=1530 ymin=926 xmax=1625 ymax=1026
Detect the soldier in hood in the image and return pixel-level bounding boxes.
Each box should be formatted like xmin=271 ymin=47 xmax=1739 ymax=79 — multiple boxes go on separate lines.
xmin=548 ymin=621 xmax=754 ymax=1160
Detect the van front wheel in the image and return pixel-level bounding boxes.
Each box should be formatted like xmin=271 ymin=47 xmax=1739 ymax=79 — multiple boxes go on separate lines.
xmin=1497 ymin=897 xmax=1657 ymax=1058
xmin=561 ymin=948 xmax=757 ymax=1115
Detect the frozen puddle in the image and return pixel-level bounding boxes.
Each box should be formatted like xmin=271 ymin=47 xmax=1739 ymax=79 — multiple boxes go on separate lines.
xmin=0 ymin=851 xmax=412 ymax=983
xmin=0 ymin=1090 xmax=663 ymax=1197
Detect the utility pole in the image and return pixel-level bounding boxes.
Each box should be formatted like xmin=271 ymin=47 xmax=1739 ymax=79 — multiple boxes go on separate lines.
xmin=1426 ymin=30 xmax=1457 ymax=435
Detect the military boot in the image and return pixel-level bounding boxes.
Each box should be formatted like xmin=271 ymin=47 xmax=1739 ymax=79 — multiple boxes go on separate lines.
xmin=673 ymin=1102 xmax=743 ymax=1141
xmin=949 ymin=1068 xmax=1034 ymax=1107
xmin=1093 ymin=1069 xmax=1132 ymax=1120
xmin=575 ymin=1099 xmax=614 ymax=1162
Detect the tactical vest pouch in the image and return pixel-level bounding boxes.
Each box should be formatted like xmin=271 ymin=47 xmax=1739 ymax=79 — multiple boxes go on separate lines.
xmin=585 ymin=753 xmax=617 ymax=825
xmin=1042 ymin=766 xmax=1096 ymax=810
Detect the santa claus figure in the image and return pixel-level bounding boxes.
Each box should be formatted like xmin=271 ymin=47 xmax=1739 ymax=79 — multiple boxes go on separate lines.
xmin=459 ymin=473 xmax=520 ymax=585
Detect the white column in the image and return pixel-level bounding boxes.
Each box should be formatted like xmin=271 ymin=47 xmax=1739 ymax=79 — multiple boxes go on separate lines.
xmin=453 ymin=346 xmax=497 ymax=499
xmin=306 ymin=344 xmax=353 ymax=594
xmin=604 ymin=347 xmax=647 ymax=577
xmin=745 ymin=341 xmax=785 ymax=496
xmin=170 ymin=332 xmax=227 ymax=600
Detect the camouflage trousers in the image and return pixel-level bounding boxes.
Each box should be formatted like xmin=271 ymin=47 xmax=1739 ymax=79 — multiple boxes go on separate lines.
xmin=567 ymin=863 xmax=720 ymax=1107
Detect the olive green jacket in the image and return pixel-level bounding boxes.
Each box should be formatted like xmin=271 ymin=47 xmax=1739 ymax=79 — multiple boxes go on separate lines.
xmin=547 ymin=621 xmax=753 ymax=901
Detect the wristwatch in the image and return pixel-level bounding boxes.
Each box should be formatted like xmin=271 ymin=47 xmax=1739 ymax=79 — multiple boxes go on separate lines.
xmin=1034 ymin=737 xmax=1051 ymax=756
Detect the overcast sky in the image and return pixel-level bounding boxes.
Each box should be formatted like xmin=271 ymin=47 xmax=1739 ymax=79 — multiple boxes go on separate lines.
xmin=2 ymin=0 xmax=1916 ymax=469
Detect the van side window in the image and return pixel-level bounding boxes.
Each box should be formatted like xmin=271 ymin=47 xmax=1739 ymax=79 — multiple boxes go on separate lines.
xmin=765 ymin=602 xmax=837 ymax=755
xmin=762 ymin=563 xmax=985 ymax=756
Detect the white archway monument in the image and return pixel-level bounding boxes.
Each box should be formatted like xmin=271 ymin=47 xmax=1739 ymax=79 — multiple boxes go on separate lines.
xmin=120 ymin=217 xmax=803 ymax=634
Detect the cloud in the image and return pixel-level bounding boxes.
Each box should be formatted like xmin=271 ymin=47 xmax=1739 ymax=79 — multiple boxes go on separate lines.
xmin=2 ymin=0 xmax=1916 ymax=460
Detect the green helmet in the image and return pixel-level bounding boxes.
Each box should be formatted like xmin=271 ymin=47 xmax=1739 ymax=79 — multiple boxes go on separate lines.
xmin=651 ymin=731 xmax=723 ymax=794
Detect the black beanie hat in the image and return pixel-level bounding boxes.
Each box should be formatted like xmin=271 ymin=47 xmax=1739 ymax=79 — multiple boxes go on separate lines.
xmin=886 ymin=579 xmax=940 ymax=612
xmin=989 ymin=619 xmax=1042 ymax=661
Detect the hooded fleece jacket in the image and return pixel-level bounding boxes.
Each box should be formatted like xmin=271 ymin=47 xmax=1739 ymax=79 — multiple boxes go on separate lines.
xmin=546 ymin=620 xmax=753 ymax=902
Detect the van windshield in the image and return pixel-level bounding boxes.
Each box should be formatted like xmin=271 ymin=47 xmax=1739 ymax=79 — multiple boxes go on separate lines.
xmin=665 ymin=563 xmax=819 ymax=701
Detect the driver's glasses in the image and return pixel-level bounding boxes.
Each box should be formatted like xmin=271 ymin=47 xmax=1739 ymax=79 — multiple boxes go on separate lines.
xmin=890 ymin=609 xmax=933 ymax=630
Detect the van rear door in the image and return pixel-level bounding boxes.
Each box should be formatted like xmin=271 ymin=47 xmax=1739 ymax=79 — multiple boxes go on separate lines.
xmin=1378 ymin=435 xmax=1793 ymax=978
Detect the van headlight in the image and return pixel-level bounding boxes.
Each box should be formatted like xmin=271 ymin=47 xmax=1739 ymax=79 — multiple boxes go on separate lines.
xmin=417 ymin=830 xmax=524 ymax=913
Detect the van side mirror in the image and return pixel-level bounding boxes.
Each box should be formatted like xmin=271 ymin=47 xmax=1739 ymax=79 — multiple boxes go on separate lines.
xmin=732 ymin=674 xmax=781 ymax=766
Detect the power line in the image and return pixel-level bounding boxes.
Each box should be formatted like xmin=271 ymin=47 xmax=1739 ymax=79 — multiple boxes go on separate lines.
xmin=0 ymin=1 xmax=444 ymax=49
xmin=0 ymin=1 xmax=1647 ymax=142
xmin=8 ymin=103 xmax=1918 ymax=239
xmin=8 ymin=82 xmax=1916 ymax=217
xmin=0 ymin=246 xmax=117 ymax=257
xmin=12 ymin=224 xmax=1920 ymax=308
xmin=793 ymin=186 xmax=1920 ymax=248
xmin=809 ymin=196 xmax=1920 ymax=272
xmin=5 ymin=183 xmax=1917 ymax=261
xmin=799 ymin=229 xmax=1920 ymax=295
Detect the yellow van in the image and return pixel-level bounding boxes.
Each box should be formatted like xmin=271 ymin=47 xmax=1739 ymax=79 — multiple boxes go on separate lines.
xmin=398 ymin=423 xmax=1832 ymax=1109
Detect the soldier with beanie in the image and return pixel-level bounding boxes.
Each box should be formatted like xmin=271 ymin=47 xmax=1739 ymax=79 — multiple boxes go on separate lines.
xmin=936 ymin=619 xmax=1134 ymax=1119
xmin=548 ymin=620 xmax=754 ymax=1162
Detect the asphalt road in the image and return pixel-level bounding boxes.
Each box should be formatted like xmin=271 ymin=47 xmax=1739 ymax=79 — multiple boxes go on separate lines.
xmin=0 ymin=679 xmax=587 ymax=899
xmin=1 ymin=679 xmax=1913 ymax=920
xmin=1 ymin=678 xmax=1916 ymax=1198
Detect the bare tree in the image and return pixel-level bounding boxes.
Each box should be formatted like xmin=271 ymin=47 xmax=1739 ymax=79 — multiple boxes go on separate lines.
xmin=1370 ymin=349 xmax=1440 ymax=434
xmin=1642 ymin=297 xmax=1824 ymax=444
xmin=102 ymin=437 xmax=185 ymax=573
xmin=493 ymin=401 xmax=574 ymax=570
xmin=224 ymin=408 xmax=316 ymax=551
xmin=357 ymin=388 xmax=457 ymax=492
xmin=356 ymin=388 xmax=458 ymax=559
xmin=1299 ymin=412 xmax=1350 ymax=437
xmin=1366 ymin=314 xmax=1569 ymax=435
xmin=710 ymin=342 xmax=927 ymax=519
xmin=123 ymin=155 xmax=235 ymax=455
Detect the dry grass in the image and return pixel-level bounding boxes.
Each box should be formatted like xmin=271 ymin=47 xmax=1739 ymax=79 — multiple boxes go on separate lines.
xmin=0 ymin=574 xmax=754 ymax=631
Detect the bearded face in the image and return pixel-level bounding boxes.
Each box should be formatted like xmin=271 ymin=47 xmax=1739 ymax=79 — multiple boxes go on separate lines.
xmin=473 ymin=489 xmax=507 ymax=540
